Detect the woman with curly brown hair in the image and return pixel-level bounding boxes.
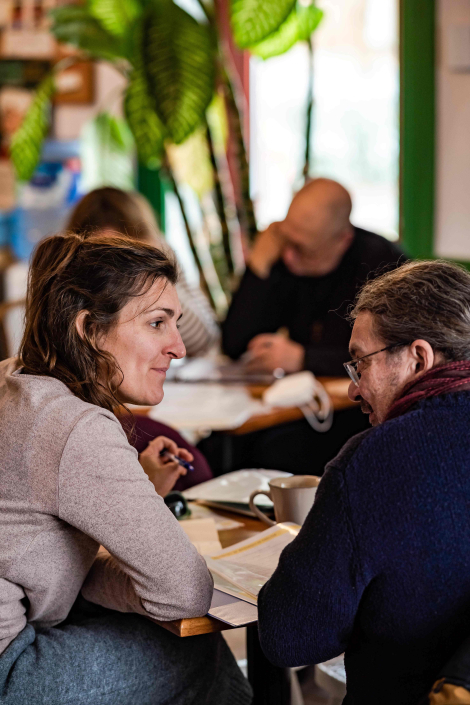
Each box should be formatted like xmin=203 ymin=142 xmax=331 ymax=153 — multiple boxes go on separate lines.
xmin=67 ymin=186 xmax=216 ymax=491
xmin=0 ymin=233 xmax=252 ymax=705
xmin=67 ymin=186 xmax=220 ymax=358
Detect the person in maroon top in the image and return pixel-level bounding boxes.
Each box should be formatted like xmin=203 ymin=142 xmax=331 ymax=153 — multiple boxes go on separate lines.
xmin=120 ymin=415 xmax=213 ymax=492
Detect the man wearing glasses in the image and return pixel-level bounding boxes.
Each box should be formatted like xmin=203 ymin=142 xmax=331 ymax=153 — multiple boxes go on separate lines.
xmin=258 ymin=260 xmax=470 ymax=705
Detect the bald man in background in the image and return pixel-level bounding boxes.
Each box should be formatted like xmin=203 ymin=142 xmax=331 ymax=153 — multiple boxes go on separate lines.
xmin=222 ymin=178 xmax=405 ymax=376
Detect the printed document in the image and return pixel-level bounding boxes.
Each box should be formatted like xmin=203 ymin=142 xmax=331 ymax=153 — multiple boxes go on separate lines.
xmin=206 ymin=523 xmax=300 ymax=601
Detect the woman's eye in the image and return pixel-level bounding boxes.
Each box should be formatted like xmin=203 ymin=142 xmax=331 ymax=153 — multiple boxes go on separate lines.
xmin=150 ymin=320 xmax=163 ymax=329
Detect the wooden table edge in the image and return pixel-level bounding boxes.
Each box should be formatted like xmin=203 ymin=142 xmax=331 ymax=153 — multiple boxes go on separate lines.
xmin=152 ymin=614 xmax=234 ymax=637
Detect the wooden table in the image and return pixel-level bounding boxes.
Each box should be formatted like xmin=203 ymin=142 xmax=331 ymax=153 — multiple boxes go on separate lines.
xmin=154 ymin=508 xmax=292 ymax=705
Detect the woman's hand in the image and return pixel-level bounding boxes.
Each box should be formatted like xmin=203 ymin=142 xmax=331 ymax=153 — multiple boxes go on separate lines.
xmin=139 ymin=436 xmax=193 ymax=497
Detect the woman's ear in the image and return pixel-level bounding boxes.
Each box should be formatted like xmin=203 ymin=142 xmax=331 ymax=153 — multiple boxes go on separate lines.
xmin=75 ymin=310 xmax=89 ymax=340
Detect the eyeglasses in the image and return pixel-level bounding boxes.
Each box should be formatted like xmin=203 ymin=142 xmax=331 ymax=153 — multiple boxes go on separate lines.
xmin=344 ymin=343 xmax=407 ymax=386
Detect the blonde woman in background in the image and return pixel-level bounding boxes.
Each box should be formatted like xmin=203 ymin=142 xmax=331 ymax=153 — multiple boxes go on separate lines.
xmin=67 ymin=187 xmax=220 ymax=358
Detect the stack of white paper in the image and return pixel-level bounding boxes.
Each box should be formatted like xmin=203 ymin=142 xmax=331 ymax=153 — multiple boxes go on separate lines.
xmin=150 ymin=383 xmax=266 ymax=432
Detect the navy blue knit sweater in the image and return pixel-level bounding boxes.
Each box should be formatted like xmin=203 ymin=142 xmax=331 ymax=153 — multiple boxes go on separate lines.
xmin=258 ymin=392 xmax=470 ymax=705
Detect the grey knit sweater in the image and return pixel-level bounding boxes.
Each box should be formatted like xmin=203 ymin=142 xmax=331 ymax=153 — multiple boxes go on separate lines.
xmin=0 ymin=358 xmax=213 ymax=655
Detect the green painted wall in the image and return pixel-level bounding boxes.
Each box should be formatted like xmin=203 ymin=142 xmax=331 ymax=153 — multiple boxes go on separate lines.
xmin=137 ymin=164 xmax=166 ymax=233
xmin=400 ymin=0 xmax=436 ymax=260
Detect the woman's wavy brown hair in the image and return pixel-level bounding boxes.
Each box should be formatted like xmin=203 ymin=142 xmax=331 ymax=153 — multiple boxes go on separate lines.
xmin=19 ymin=232 xmax=178 ymax=412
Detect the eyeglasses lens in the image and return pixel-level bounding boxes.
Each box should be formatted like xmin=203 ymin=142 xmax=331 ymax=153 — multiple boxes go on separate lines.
xmin=344 ymin=362 xmax=360 ymax=386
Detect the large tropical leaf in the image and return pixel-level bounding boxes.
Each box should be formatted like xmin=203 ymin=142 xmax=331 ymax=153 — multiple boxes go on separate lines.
xmin=10 ymin=74 xmax=55 ymax=182
xmin=250 ymin=3 xmax=323 ymax=59
xmin=143 ymin=1 xmax=216 ymax=144
xmin=231 ymin=0 xmax=296 ymax=49
xmin=125 ymin=70 xmax=166 ymax=166
xmin=166 ymin=127 xmax=213 ymax=197
xmin=88 ymin=0 xmax=142 ymax=38
xmin=125 ymin=20 xmax=166 ymax=165
xmin=49 ymin=5 xmax=123 ymax=61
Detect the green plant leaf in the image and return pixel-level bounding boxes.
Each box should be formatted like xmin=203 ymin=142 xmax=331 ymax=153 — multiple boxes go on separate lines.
xmin=143 ymin=2 xmax=216 ymax=144
xmin=167 ymin=127 xmax=213 ymax=197
xmin=88 ymin=0 xmax=142 ymax=38
xmin=124 ymin=70 xmax=166 ymax=166
xmin=250 ymin=3 xmax=323 ymax=59
xmin=231 ymin=0 xmax=295 ymax=49
xmin=10 ymin=74 xmax=55 ymax=182
xmin=94 ymin=112 xmax=134 ymax=152
xmin=49 ymin=5 xmax=123 ymax=61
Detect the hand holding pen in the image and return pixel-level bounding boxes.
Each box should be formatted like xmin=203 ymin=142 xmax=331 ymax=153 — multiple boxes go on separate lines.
xmin=139 ymin=435 xmax=194 ymax=497
xmin=159 ymin=448 xmax=195 ymax=472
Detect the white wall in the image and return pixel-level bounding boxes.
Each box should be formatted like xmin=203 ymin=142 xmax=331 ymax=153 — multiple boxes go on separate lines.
xmin=435 ymin=0 xmax=470 ymax=260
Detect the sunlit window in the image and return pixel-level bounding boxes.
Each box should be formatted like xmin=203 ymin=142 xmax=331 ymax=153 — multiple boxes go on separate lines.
xmin=251 ymin=0 xmax=399 ymax=240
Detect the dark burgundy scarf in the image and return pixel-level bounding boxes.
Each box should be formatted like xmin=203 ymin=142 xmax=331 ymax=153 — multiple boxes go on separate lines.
xmin=386 ymin=360 xmax=470 ymax=422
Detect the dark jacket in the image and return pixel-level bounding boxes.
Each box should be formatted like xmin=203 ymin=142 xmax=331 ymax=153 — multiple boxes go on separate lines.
xmin=258 ymin=392 xmax=470 ymax=705
xmin=222 ymin=227 xmax=404 ymax=376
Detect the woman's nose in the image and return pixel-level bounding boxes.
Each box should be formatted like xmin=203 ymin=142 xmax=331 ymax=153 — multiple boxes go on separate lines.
xmin=169 ymin=329 xmax=186 ymax=360
xmin=348 ymin=379 xmax=361 ymax=402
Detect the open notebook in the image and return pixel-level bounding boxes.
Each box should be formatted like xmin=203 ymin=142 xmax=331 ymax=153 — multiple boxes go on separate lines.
xmin=205 ymin=523 xmax=300 ymax=626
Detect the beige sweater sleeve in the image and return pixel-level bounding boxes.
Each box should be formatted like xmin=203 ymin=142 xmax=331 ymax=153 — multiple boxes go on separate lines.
xmin=58 ymin=410 xmax=213 ymax=621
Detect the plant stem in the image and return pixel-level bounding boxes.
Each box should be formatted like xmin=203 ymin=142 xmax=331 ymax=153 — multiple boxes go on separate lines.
xmin=205 ymin=117 xmax=234 ymax=275
xmin=222 ymin=70 xmax=258 ymax=243
xmin=162 ymin=154 xmax=217 ymax=310
xmin=303 ymin=36 xmax=314 ymax=184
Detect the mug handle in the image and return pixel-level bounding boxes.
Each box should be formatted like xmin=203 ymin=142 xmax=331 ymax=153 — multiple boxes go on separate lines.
xmin=248 ymin=490 xmax=276 ymax=526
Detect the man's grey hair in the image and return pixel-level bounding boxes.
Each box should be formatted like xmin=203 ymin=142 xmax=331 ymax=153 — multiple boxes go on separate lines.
xmin=350 ymin=260 xmax=470 ymax=362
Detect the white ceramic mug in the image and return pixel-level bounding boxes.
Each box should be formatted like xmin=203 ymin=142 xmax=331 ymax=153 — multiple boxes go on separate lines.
xmin=248 ymin=475 xmax=321 ymax=526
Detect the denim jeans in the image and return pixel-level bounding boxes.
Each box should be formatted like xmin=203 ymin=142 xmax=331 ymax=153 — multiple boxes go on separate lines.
xmin=0 ymin=598 xmax=252 ymax=705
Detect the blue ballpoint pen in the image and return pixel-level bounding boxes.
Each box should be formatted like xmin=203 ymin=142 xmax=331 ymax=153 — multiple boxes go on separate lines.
xmin=160 ymin=448 xmax=195 ymax=472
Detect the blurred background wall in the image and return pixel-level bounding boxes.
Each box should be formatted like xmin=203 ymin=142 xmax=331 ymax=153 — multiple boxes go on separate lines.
xmin=436 ymin=0 xmax=470 ymax=261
